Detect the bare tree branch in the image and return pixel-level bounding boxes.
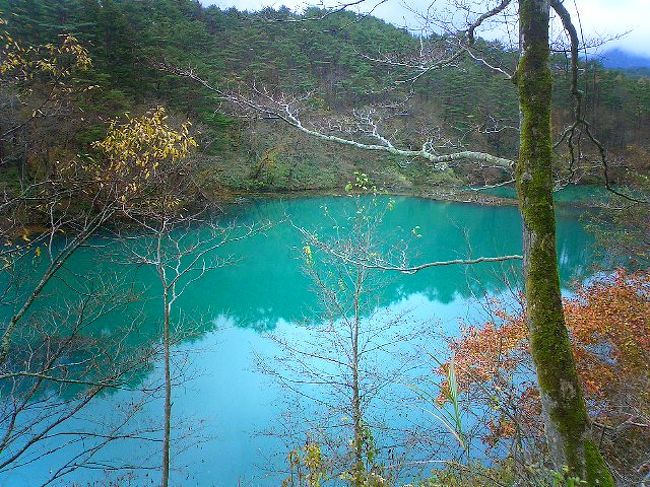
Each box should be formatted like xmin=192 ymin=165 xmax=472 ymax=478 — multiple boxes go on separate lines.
xmin=160 ymin=64 xmax=514 ymax=173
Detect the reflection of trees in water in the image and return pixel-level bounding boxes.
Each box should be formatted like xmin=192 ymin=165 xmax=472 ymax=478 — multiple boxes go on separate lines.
xmin=0 ymin=196 xmax=599 ymax=484
xmin=218 ymin=197 xmax=595 ymax=324
xmin=9 ymin=196 xmax=597 ymax=345
xmin=0 ymin=268 xmax=164 ymax=485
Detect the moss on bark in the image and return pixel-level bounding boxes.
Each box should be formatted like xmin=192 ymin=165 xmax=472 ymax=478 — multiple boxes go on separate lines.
xmin=515 ymin=1 xmax=614 ymax=484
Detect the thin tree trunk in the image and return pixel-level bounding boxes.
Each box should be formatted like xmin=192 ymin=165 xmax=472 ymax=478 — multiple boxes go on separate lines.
xmin=0 ymin=210 xmax=111 ymax=365
xmin=351 ymin=268 xmax=364 ymax=486
xmin=161 ymin=289 xmax=171 ymax=487
xmin=515 ymin=1 xmax=613 ymax=484
xmin=161 ymin=289 xmax=172 ymax=487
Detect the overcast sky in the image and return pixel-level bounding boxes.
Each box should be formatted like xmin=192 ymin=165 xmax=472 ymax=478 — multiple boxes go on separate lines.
xmin=201 ymin=0 xmax=650 ymax=56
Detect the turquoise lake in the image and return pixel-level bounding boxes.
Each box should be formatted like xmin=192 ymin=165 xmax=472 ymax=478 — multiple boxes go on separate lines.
xmin=0 ymin=195 xmax=598 ymax=486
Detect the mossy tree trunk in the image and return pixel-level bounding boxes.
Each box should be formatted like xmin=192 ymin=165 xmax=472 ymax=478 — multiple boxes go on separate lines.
xmin=515 ymin=1 xmax=614 ymax=484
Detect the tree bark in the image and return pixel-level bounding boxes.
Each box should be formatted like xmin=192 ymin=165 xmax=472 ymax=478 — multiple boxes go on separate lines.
xmin=161 ymin=289 xmax=171 ymax=487
xmin=351 ymin=268 xmax=365 ymax=487
xmin=515 ymin=1 xmax=613 ymax=484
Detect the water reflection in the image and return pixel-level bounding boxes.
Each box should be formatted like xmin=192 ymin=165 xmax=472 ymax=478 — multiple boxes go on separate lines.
xmin=170 ymin=196 xmax=594 ymax=330
xmin=0 ymin=195 xmax=598 ymax=486
xmin=9 ymin=196 xmax=595 ymax=336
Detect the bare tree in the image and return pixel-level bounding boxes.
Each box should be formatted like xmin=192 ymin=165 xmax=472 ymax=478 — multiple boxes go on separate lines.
xmin=119 ymin=205 xmax=262 ymax=487
xmin=257 ymin=192 xmax=437 ymax=486
xmin=166 ymin=0 xmax=621 ymax=483
xmin=0 ymin=264 xmax=168 ymax=485
xmin=1 ymin=28 xmax=214 ymax=482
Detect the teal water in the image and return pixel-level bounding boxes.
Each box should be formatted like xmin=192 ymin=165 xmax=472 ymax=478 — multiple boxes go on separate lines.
xmin=478 ymin=183 xmax=643 ymax=206
xmin=0 ymin=196 xmax=597 ymax=486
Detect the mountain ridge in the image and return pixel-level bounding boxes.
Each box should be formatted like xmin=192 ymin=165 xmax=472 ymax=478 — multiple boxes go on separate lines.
xmin=599 ymin=48 xmax=650 ymax=70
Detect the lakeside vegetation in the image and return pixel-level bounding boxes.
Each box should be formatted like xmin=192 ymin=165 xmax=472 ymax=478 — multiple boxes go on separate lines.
xmin=1 ymin=1 xmax=649 ymax=486
xmin=1 ymin=0 xmax=649 ymax=197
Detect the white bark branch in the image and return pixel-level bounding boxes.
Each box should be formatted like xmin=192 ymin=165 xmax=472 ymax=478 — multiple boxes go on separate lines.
xmin=159 ymin=65 xmax=514 ymax=172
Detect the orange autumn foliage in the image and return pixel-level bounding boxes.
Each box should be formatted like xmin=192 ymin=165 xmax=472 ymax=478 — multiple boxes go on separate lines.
xmin=446 ymin=269 xmax=649 ymax=445
xmin=566 ymin=271 xmax=649 ymax=399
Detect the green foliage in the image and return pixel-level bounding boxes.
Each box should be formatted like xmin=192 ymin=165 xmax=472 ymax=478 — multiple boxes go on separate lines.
xmin=587 ymin=193 xmax=650 ymax=268
xmin=422 ymin=461 xmax=599 ymax=487
xmin=1 ymin=0 xmax=648 ymax=194
xmin=412 ymin=355 xmax=467 ymax=460
xmin=283 ymin=441 xmax=328 ymax=487
xmin=0 ymin=166 xmax=21 ymax=193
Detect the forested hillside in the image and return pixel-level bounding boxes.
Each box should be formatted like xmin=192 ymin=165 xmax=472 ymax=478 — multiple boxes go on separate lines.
xmin=1 ymin=0 xmax=649 ymax=194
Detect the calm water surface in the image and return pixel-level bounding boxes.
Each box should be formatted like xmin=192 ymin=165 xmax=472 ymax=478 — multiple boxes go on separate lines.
xmin=1 ymin=195 xmax=597 ymax=486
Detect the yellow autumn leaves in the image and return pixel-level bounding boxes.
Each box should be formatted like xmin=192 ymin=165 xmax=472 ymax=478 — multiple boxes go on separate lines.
xmin=2 ymin=14 xmax=196 ymax=211
xmin=1 ymin=16 xmax=91 ymax=79
xmin=93 ymin=106 xmax=196 ymax=176
xmin=88 ymin=106 xmax=197 ymax=203
xmin=0 ymin=18 xmax=27 ymax=76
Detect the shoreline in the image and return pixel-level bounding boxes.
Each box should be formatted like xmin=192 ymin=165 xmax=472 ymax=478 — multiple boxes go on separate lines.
xmin=222 ymin=184 xmax=631 ymax=210
xmin=224 ymin=186 xmax=518 ymax=207
xmin=4 ymin=184 xmax=623 ymax=239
